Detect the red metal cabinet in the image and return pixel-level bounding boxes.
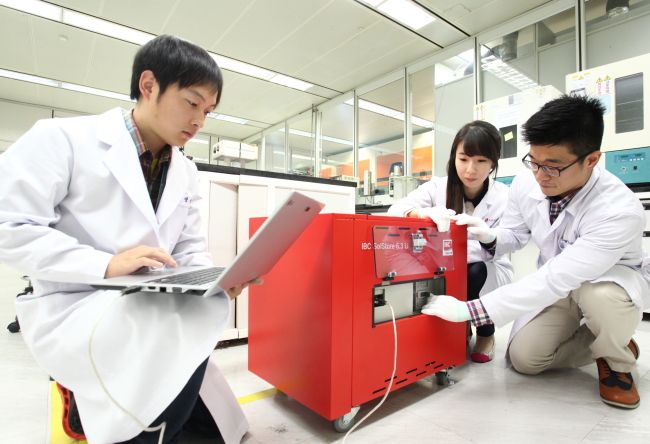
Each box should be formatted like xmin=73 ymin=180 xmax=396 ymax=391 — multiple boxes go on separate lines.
xmin=248 ymin=213 xmax=467 ymax=425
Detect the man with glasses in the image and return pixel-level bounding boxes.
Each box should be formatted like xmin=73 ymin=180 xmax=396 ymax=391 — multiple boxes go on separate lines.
xmin=422 ymin=95 xmax=649 ymax=409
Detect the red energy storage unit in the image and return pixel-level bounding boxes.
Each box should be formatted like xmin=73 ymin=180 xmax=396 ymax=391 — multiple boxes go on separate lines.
xmin=248 ymin=213 xmax=467 ymax=429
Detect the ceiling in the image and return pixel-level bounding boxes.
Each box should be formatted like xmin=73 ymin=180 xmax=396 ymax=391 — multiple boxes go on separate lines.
xmin=0 ymin=0 xmax=555 ymax=142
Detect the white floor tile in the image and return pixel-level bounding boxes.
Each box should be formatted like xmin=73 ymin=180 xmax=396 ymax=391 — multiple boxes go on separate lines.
xmin=2 ymin=262 xmax=650 ymax=444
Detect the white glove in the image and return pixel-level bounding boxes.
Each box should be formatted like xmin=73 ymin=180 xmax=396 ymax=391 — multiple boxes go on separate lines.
xmin=418 ymin=206 xmax=456 ymax=232
xmin=421 ymin=295 xmax=471 ymax=322
xmin=452 ymin=214 xmax=496 ymax=244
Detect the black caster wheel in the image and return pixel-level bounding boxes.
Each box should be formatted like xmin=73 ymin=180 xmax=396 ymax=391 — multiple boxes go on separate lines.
xmin=332 ymin=415 xmax=355 ymax=433
xmin=435 ymin=370 xmax=449 ymax=386
xmin=7 ymin=319 xmax=20 ymax=333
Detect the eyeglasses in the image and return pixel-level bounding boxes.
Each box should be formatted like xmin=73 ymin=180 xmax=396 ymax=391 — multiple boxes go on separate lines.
xmin=521 ymin=152 xmax=591 ymax=177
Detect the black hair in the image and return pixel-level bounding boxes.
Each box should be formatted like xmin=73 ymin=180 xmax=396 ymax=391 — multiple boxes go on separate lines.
xmin=130 ymin=34 xmax=223 ymax=105
xmin=522 ymin=94 xmax=605 ymax=157
xmin=446 ymin=120 xmax=501 ymax=214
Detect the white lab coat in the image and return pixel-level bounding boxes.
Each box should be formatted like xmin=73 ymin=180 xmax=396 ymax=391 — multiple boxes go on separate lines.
xmin=0 ymin=108 xmax=248 ymax=443
xmin=481 ymin=167 xmax=650 ymax=363
xmin=388 ymin=176 xmax=514 ymax=295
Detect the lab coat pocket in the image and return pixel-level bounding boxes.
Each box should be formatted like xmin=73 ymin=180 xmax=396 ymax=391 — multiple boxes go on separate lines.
xmin=558 ymin=237 xmax=574 ymax=250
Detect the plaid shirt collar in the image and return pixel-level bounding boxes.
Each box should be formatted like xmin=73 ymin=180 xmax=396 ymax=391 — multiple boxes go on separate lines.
xmin=120 ymin=109 xmax=172 ymax=211
xmin=548 ymin=187 xmax=582 ymax=225
xmin=121 ymin=108 xmax=172 ymax=162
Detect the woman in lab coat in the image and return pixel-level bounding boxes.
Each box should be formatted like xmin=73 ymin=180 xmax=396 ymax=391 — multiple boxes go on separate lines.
xmin=388 ymin=120 xmax=513 ymax=362
xmin=0 ymin=35 xmax=253 ymax=443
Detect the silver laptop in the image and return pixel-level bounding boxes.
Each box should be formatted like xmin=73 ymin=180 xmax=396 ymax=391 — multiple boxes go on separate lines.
xmin=91 ymin=191 xmax=325 ymax=296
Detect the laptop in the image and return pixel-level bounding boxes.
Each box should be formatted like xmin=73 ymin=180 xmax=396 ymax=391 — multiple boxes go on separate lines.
xmin=91 ymin=191 xmax=325 ymax=296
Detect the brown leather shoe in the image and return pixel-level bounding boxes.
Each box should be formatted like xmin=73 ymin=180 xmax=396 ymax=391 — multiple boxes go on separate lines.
xmin=597 ymin=358 xmax=640 ymax=409
xmin=628 ymin=338 xmax=640 ymax=361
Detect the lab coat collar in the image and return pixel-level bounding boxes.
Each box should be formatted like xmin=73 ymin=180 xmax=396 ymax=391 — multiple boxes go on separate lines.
xmin=99 ymin=108 xmax=160 ymax=232
xmin=528 ymin=165 xmax=602 ymax=234
xmin=470 ymin=178 xmax=496 ymax=219
xmin=526 ymin=166 xmax=601 ymax=207
xmin=155 ymin=148 xmax=189 ymax=225
xmin=562 ymin=165 xmax=600 ymax=217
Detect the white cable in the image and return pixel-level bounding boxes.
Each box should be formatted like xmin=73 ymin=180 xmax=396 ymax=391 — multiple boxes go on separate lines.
xmin=88 ymin=286 xmax=167 ymax=444
xmin=342 ymin=303 xmax=397 ymax=444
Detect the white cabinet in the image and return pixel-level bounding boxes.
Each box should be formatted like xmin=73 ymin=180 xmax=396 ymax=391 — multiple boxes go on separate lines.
xmin=198 ymin=170 xmax=356 ymax=340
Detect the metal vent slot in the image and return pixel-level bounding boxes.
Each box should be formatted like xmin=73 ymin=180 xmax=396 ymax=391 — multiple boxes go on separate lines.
xmin=615 ymin=73 xmax=644 ymax=134
xmin=395 ymin=379 xmax=408 ymax=385
xmin=416 ymin=371 xmax=427 ymax=377
xmin=406 ymin=368 xmax=417 ymax=374
xmin=373 ymin=387 xmax=387 ymax=394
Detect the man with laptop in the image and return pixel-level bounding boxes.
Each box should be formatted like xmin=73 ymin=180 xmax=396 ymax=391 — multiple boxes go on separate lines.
xmin=0 ymin=35 xmax=275 ymax=443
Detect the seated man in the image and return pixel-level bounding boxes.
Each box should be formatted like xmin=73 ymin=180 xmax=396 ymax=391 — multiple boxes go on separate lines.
xmin=422 ymin=95 xmax=649 ymax=409
xmin=0 ymin=34 xmax=260 ymax=443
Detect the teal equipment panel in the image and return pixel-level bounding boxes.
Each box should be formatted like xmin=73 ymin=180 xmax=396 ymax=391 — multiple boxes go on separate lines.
xmin=495 ymin=176 xmax=515 ymax=187
xmin=605 ymin=147 xmax=650 ymax=185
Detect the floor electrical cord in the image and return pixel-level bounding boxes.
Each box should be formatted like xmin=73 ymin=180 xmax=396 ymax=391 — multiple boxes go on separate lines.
xmin=342 ymin=303 xmax=397 ymax=444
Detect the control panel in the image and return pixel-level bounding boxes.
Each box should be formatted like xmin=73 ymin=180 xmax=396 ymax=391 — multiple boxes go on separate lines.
xmin=605 ymin=147 xmax=650 ymax=186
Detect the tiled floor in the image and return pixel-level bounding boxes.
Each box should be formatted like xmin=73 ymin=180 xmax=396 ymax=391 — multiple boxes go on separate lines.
xmin=1 ymin=262 xmax=650 ymax=444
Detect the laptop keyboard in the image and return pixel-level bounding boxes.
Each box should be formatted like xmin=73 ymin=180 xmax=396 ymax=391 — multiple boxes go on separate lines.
xmin=146 ymin=267 xmax=225 ymax=285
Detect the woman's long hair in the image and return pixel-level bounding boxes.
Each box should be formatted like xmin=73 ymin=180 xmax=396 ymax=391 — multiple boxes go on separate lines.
xmin=445 ymin=121 xmax=501 ymax=214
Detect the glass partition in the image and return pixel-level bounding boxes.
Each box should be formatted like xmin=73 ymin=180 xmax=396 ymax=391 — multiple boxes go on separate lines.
xmin=433 ymin=50 xmax=474 ymax=177
xmin=480 ymin=8 xmax=575 ymax=102
xmin=481 ymin=25 xmax=537 ymax=102
xmin=265 ymin=129 xmax=286 ymax=173
xmin=409 ymin=65 xmax=435 ymax=182
xmin=183 ymin=133 xmax=210 ymax=164
xmin=320 ymin=101 xmax=354 ymax=180
xmin=244 ymin=135 xmax=261 ymax=170
xmin=358 ymin=77 xmax=405 ymax=197
xmin=288 ymin=116 xmax=315 ymax=176
xmin=537 ymin=8 xmax=576 ymax=92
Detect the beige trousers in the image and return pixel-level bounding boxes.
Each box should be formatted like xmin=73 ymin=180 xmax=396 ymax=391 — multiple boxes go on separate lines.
xmin=509 ymin=281 xmax=638 ymax=374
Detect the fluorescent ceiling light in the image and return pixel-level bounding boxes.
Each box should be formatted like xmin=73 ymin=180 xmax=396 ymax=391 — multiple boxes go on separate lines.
xmin=291 ymin=153 xmax=315 ymax=160
xmin=210 ymin=54 xmax=275 ymax=81
xmin=322 ymin=135 xmax=353 ymax=145
xmin=0 ymin=68 xmax=60 ymax=87
xmin=378 ymin=0 xmax=435 ymax=30
xmin=0 ymin=72 xmax=249 ymax=128
xmin=1 ymin=2 xmax=314 ymax=95
xmin=187 ymin=138 xmax=209 ymax=145
xmin=457 ymin=49 xmax=474 ymax=63
xmin=362 ymin=0 xmax=384 ymax=6
xmin=344 ymin=99 xmax=434 ymax=128
xmin=61 ymin=82 xmax=134 ymax=101
xmin=0 ymin=0 xmax=62 ymax=21
xmin=209 ymin=55 xmax=313 ymax=91
xmin=412 ymin=117 xmax=434 ymax=128
xmin=208 ymin=114 xmax=248 ymax=125
xmin=62 ymin=10 xmax=154 ymax=45
xmin=269 ymin=74 xmax=313 ymax=91
xmin=279 ymin=127 xmax=353 ymax=146
xmin=481 ymin=55 xmax=538 ymax=91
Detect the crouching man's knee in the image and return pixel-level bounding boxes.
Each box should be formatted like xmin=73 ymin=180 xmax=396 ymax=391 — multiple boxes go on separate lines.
xmin=509 ymin=336 xmax=546 ymax=375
